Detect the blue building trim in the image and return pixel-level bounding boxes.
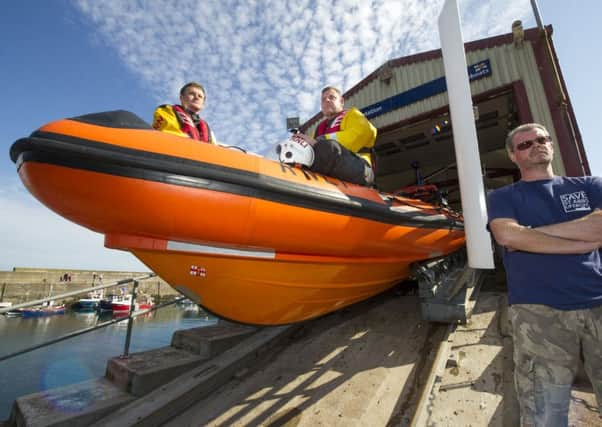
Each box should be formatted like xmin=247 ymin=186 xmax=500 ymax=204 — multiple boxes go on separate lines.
xmin=361 ymin=59 xmax=492 ymax=119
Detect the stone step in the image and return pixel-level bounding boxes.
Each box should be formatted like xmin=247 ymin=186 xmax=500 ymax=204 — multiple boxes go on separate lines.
xmin=105 ymin=346 xmax=207 ymax=397
xmin=171 ymin=322 xmax=257 ymax=358
xmin=90 ymin=325 xmax=296 ymax=427
xmin=105 ymin=323 xmax=257 ymax=397
xmin=8 ymin=378 xmax=134 ymax=427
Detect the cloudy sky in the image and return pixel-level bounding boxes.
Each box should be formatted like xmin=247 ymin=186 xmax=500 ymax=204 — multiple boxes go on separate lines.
xmin=72 ymin=0 xmax=531 ymax=153
xmin=1 ymin=0 xmax=600 ymax=271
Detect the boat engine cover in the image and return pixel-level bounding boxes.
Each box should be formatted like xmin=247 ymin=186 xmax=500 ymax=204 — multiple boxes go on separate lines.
xmin=276 ymin=135 xmax=315 ymax=167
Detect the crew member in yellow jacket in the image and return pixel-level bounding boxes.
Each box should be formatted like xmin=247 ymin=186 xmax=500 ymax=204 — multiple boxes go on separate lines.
xmin=152 ymin=82 xmax=216 ymax=144
xmin=294 ymin=86 xmax=376 ymax=186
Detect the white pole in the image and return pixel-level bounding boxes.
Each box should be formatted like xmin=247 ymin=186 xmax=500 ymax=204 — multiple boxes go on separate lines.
xmin=438 ymin=0 xmax=494 ymax=269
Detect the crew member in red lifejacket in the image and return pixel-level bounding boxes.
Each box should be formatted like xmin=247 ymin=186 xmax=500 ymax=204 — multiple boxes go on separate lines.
xmin=152 ymin=81 xmax=216 ymax=144
xmin=294 ymin=86 xmax=376 ymax=186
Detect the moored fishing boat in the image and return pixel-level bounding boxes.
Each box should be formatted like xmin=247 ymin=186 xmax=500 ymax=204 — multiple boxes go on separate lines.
xmin=74 ymin=290 xmax=104 ymax=311
xmin=111 ymin=294 xmax=154 ymax=313
xmin=97 ymin=296 xmax=116 ymax=313
xmin=4 ymin=311 xmax=23 ymax=318
xmin=19 ymin=303 xmax=65 ymax=318
xmin=10 ymin=110 xmax=466 ymax=325
xmin=2 ymin=302 xmax=22 ymax=318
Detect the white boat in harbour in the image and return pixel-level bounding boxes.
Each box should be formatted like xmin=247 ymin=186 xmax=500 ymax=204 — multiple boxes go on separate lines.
xmin=1 ymin=302 xmax=21 ymax=317
xmin=176 ymin=298 xmax=201 ymax=312
xmin=76 ymin=290 xmax=104 ymax=311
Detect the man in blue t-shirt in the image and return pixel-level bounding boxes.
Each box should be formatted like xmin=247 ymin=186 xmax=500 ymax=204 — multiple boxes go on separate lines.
xmin=487 ymin=123 xmax=602 ymax=427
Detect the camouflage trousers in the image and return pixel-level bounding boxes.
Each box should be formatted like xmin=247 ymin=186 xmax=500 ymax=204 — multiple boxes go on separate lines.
xmin=509 ymin=304 xmax=602 ymax=427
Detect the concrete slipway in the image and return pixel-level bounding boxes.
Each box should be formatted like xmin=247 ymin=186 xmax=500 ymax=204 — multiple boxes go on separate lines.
xmin=5 ymin=286 xmax=600 ymax=426
xmin=160 ymin=292 xmax=600 ymax=427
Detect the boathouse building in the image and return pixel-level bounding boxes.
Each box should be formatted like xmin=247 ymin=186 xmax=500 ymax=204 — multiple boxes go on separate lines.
xmin=301 ymin=23 xmax=590 ymax=204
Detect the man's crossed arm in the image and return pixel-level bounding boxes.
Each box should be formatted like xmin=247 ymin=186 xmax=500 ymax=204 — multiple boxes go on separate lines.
xmin=489 ymin=209 xmax=601 ymax=254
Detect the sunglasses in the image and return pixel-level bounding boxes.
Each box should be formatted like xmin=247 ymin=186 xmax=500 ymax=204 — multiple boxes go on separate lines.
xmin=514 ymin=135 xmax=551 ymax=151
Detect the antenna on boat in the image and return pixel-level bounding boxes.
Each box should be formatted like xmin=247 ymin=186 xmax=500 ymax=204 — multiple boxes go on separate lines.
xmin=438 ymin=0 xmax=494 ymax=269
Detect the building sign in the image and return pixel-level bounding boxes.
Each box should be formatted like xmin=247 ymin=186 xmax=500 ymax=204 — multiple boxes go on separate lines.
xmin=361 ymin=59 xmax=492 ymax=120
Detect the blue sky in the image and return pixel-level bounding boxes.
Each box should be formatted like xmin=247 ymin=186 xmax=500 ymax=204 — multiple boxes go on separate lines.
xmin=0 ymin=0 xmax=600 ymax=271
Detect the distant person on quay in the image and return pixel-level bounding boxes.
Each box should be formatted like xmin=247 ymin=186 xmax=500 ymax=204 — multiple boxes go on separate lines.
xmin=487 ymin=123 xmax=602 ymax=426
xmin=152 ymin=82 xmax=216 ymax=144
xmin=290 ymin=86 xmax=376 ymax=186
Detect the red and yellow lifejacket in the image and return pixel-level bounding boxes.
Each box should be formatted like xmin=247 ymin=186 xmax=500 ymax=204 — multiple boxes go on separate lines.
xmin=314 ymin=107 xmax=376 ymax=166
xmin=152 ymin=104 xmax=215 ymax=143
xmin=315 ymin=110 xmax=347 ymax=138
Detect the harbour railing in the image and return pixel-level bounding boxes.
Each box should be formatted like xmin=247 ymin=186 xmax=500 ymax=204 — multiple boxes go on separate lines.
xmin=0 ymin=274 xmax=190 ymax=362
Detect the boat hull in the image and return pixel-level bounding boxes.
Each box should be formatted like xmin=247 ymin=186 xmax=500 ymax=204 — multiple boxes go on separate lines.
xmin=16 ymin=159 xmax=463 ymax=261
xmin=20 ymin=306 xmax=65 ymax=318
xmin=130 ymin=247 xmax=413 ymax=325
xmin=75 ymin=298 xmax=101 ymax=311
xmin=98 ymin=299 xmax=114 ymax=312
xmin=112 ymin=302 xmax=153 ymax=313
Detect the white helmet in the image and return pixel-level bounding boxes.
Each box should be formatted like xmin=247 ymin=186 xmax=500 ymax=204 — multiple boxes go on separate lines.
xmin=276 ymin=134 xmax=315 ymax=167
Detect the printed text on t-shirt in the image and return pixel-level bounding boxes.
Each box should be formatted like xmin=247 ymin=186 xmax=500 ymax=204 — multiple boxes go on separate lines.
xmin=560 ymin=191 xmax=591 ymax=212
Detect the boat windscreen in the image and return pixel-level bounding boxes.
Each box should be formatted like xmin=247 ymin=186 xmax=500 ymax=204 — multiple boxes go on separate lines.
xmin=70 ymin=110 xmax=152 ymax=130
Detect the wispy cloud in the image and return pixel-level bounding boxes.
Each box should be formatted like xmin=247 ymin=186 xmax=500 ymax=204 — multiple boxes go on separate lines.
xmin=73 ymin=0 xmax=532 ymax=155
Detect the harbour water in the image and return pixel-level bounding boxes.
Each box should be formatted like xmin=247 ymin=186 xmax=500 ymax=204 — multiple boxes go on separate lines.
xmin=0 ymin=305 xmax=217 ymax=420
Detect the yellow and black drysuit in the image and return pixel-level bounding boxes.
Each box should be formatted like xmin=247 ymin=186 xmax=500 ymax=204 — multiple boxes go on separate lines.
xmin=311 ymin=107 xmax=377 ymax=186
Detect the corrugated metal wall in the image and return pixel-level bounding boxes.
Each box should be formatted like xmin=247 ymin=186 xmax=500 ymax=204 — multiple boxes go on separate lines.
xmin=305 ymin=39 xmax=565 ymax=174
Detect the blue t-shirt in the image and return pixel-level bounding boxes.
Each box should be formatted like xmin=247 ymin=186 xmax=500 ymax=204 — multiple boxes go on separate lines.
xmin=487 ymin=176 xmax=602 ymax=309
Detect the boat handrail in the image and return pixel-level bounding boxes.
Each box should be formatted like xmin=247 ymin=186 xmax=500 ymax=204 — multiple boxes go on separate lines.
xmin=0 ymin=293 xmax=189 ymax=363
xmin=0 ymin=273 xmax=155 ymax=314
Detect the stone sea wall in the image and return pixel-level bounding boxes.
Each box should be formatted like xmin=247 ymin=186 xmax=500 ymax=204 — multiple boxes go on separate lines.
xmin=0 ymin=267 xmax=179 ymax=304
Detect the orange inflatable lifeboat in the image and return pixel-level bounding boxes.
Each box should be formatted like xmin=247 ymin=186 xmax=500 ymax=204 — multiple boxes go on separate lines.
xmin=10 ymin=111 xmax=465 ymax=325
